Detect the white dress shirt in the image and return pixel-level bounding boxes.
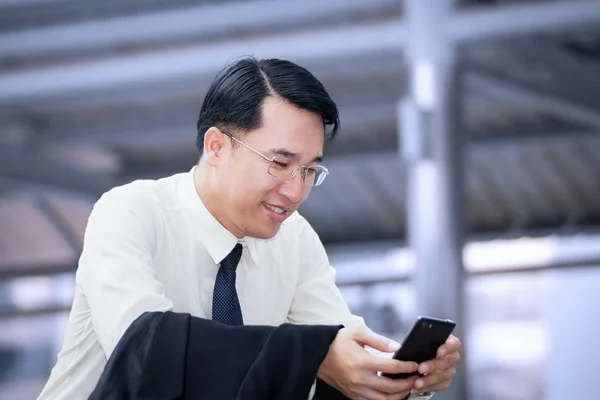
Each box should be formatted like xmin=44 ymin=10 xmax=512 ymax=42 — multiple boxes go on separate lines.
xmin=37 ymin=168 xmax=429 ymax=400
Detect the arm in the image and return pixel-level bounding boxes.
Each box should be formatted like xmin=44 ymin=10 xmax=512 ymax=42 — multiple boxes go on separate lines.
xmin=286 ymin=220 xmax=422 ymax=399
xmin=288 ymin=219 xmax=455 ymax=400
xmin=76 ymin=186 xmax=173 ymax=357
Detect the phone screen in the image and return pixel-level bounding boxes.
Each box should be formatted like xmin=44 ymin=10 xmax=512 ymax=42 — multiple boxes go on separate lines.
xmin=382 ymin=316 xmax=455 ymax=380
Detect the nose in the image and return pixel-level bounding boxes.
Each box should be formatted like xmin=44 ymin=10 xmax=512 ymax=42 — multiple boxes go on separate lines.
xmin=278 ymin=173 xmax=308 ymax=204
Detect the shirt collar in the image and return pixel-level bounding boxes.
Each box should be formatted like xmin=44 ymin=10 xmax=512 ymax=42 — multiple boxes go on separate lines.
xmin=178 ymin=167 xmax=260 ymax=266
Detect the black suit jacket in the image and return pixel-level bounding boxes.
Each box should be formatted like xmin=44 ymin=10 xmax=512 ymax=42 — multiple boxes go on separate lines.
xmin=89 ymin=312 xmax=351 ymax=400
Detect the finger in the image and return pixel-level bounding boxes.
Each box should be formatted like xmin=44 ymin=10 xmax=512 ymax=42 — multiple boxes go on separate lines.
xmin=369 ymin=375 xmax=419 ymax=394
xmin=418 ymin=351 xmax=460 ymax=374
xmin=364 ymin=356 xmax=419 ymax=375
xmin=353 ymin=326 xmax=401 ymax=353
xmin=353 ymin=385 xmax=412 ymax=400
xmin=413 ymin=368 xmax=455 ymax=393
xmin=413 ymin=377 xmax=453 ymax=394
xmin=437 ymin=334 xmax=461 ymax=357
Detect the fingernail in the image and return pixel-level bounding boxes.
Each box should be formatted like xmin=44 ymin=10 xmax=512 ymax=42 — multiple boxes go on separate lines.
xmin=415 ymin=380 xmax=424 ymax=389
xmin=420 ymin=364 xmax=430 ymax=374
xmin=438 ymin=348 xmax=447 ymax=356
xmin=388 ymin=340 xmax=401 ymax=351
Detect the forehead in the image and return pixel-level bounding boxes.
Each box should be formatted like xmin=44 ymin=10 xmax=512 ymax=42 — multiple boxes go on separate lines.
xmin=251 ymin=97 xmax=325 ymax=142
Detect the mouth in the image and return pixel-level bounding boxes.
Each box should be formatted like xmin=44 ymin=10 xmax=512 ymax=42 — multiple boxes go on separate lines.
xmin=262 ymin=202 xmax=289 ymax=223
xmin=264 ymin=203 xmax=286 ymax=214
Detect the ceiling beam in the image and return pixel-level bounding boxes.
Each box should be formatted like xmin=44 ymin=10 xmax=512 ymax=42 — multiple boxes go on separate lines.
xmin=466 ymin=69 xmax=600 ymax=130
xmin=3 ymin=0 xmax=598 ymax=63
xmin=451 ymin=0 xmax=600 ymax=42
xmin=509 ymin=39 xmax=600 ymax=106
xmin=0 ymin=20 xmax=407 ymax=104
xmin=30 ymin=90 xmax=594 ymax=154
xmin=34 ymin=101 xmax=399 ymax=152
xmin=469 ymin=129 xmax=600 ymax=148
xmin=0 ymin=304 xmax=72 ymax=319
xmin=34 ymin=196 xmax=82 ymax=254
xmin=330 ymin=128 xmax=600 ymax=164
xmin=0 ymin=0 xmax=63 ymax=7
xmin=0 ymin=144 xmax=115 ymax=196
xmin=0 ymin=1 xmax=598 ymax=106
xmin=0 ymin=262 xmax=76 ymax=280
xmin=0 ymin=0 xmax=400 ymax=58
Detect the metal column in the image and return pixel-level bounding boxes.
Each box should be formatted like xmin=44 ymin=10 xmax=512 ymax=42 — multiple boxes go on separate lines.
xmin=401 ymin=0 xmax=467 ymax=399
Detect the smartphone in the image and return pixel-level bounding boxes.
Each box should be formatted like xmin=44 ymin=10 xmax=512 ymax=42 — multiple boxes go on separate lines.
xmin=382 ymin=316 xmax=456 ymax=380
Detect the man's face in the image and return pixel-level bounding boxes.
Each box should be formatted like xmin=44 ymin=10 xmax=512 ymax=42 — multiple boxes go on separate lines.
xmin=217 ymin=96 xmax=325 ymax=239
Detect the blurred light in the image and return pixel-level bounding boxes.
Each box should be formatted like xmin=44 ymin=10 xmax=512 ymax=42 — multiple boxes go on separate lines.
xmin=384 ymin=247 xmax=415 ymax=272
xmin=469 ymin=321 xmax=550 ymax=368
xmin=464 ymin=237 xmax=557 ymax=272
xmin=6 ymin=273 xmax=74 ymax=311
xmin=414 ymin=60 xmax=437 ymax=110
xmin=333 ymin=234 xmax=600 ymax=277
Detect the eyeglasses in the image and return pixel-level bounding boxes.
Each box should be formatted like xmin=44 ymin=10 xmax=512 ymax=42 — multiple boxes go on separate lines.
xmin=221 ymin=130 xmax=329 ymax=186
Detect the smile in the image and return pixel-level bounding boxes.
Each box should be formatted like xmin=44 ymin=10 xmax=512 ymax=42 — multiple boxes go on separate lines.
xmin=264 ymin=203 xmax=286 ymax=214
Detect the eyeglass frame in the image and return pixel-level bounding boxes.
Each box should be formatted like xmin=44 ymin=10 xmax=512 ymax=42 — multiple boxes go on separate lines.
xmin=219 ymin=129 xmax=329 ymax=186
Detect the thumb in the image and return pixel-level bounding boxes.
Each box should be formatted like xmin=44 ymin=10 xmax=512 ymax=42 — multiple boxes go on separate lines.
xmin=353 ymin=326 xmax=401 ymax=353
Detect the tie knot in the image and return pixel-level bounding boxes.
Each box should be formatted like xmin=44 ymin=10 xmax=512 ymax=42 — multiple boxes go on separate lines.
xmin=220 ymin=243 xmax=243 ymax=271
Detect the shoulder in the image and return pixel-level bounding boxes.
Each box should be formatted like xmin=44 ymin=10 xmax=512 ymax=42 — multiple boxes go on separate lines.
xmin=97 ymin=173 xmax=185 ymax=206
xmin=91 ymin=173 xmax=184 ymax=221
xmin=84 ymin=174 xmax=186 ymax=245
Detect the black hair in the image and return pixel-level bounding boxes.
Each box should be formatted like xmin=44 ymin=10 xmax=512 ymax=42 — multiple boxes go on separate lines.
xmin=196 ymin=56 xmax=339 ymax=152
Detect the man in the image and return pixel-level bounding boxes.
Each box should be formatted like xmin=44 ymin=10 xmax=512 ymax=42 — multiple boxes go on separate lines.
xmin=38 ymin=57 xmax=460 ymax=400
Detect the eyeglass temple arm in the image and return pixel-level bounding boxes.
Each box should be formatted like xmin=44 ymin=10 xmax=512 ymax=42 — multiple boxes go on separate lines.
xmin=222 ymin=130 xmax=273 ymax=162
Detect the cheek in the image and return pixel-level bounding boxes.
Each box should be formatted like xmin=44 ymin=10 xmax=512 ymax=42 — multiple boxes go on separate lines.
xmin=232 ymin=166 xmax=278 ymax=201
xmin=227 ymin=158 xmax=258 ymax=187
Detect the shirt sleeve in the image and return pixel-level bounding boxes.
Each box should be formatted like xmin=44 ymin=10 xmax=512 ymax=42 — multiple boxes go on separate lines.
xmin=76 ymin=185 xmax=173 ymax=358
xmin=286 ymin=218 xmax=364 ymax=328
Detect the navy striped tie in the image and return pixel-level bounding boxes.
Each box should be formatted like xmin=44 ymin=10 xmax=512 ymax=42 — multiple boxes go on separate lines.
xmin=212 ymin=243 xmax=244 ymax=326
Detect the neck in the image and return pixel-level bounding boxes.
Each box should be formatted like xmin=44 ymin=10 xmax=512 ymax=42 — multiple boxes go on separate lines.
xmin=194 ymin=163 xmax=245 ymax=238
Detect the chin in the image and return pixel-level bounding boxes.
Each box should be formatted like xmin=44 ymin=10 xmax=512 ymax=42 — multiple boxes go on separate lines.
xmin=250 ymin=228 xmax=280 ymax=240
xmin=246 ymin=222 xmax=281 ymax=240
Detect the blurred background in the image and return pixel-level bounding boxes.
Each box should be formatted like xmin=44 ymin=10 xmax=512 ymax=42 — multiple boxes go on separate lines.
xmin=1 ymin=0 xmax=600 ymax=399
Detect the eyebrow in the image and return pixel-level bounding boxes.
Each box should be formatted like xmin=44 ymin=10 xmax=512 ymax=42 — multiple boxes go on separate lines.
xmin=270 ymin=148 xmax=323 ymax=164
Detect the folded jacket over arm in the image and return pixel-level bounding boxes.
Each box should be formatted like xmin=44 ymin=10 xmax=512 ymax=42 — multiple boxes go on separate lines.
xmin=89 ymin=311 xmax=351 ymax=400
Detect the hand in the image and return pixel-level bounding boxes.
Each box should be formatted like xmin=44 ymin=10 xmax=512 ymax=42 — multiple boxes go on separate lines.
xmin=317 ymin=325 xmax=420 ymax=400
xmin=410 ymin=334 xmax=461 ymax=396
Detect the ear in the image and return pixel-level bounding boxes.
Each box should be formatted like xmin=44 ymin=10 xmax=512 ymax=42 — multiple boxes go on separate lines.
xmin=203 ymin=127 xmax=226 ymax=167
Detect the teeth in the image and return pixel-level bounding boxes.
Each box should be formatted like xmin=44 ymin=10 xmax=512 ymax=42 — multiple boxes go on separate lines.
xmin=265 ymin=204 xmax=285 ymax=214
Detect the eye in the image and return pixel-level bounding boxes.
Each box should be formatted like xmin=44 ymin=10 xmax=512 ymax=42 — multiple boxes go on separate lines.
xmin=272 ymin=159 xmax=290 ymax=169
